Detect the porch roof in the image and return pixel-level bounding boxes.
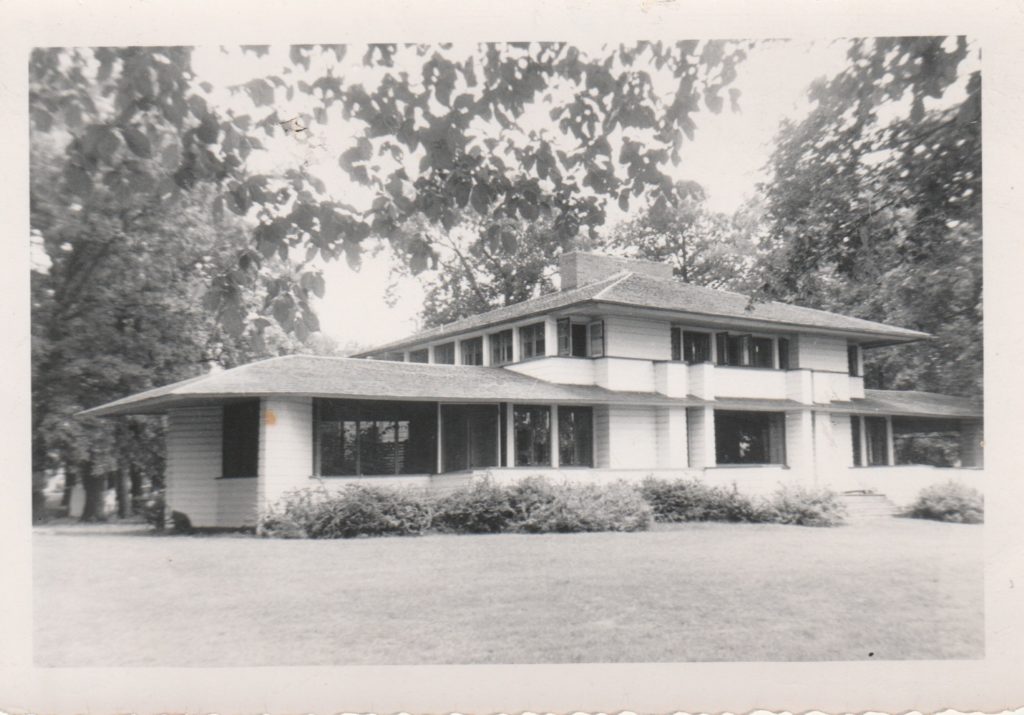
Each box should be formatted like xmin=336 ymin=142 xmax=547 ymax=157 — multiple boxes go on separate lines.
xmin=79 ymin=354 xmax=703 ymax=417
xmin=835 ymin=389 xmax=983 ymax=419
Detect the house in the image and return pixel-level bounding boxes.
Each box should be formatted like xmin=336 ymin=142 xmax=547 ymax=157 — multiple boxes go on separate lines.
xmin=82 ymin=252 xmax=984 ymax=528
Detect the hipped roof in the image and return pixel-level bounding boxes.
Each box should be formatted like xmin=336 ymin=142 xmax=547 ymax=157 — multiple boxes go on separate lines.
xmin=80 ymin=354 xmax=982 ymax=421
xmin=355 ymin=271 xmax=930 ymax=356
xmin=79 ymin=354 xmax=701 ymax=417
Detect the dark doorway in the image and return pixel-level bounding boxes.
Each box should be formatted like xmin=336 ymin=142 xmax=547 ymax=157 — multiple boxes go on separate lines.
xmin=441 ymin=404 xmax=500 ymax=472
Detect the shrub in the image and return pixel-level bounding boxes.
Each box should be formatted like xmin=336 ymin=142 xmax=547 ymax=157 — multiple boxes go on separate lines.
xmin=141 ymin=491 xmax=166 ymax=529
xmin=506 ymin=475 xmax=558 ymax=521
xmin=639 ymin=477 xmax=772 ymax=523
xmin=433 ymin=478 xmax=516 ymax=533
xmin=766 ymin=484 xmax=846 ymax=527
xmin=514 ymin=480 xmax=653 ymax=533
xmin=906 ymin=481 xmax=984 ymax=524
xmin=259 ymin=484 xmax=433 ymax=538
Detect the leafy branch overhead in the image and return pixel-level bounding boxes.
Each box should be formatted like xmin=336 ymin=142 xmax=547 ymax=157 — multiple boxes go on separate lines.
xmin=30 ymin=42 xmax=747 ymax=338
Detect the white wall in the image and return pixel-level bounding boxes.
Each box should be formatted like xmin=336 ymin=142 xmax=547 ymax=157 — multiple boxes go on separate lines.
xmin=795 ymin=334 xmax=849 ymax=372
xmin=593 ymin=405 xmax=611 ymax=468
xmin=604 ymin=405 xmax=659 ymax=468
xmin=846 ymin=466 xmax=985 ymax=507
xmin=259 ymin=396 xmax=314 ymax=509
xmin=653 ymin=362 xmax=689 ymax=397
xmin=604 ymin=315 xmax=672 ymax=360
xmin=593 ymin=357 xmax=656 ymax=392
xmin=686 ymin=406 xmax=715 ymax=468
xmin=165 ymin=405 xmax=258 ymax=528
xmin=656 ymin=406 xmax=688 ymax=468
xmin=714 ymin=367 xmax=787 ymax=399
xmin=785 ymin=410 xmax=815 ymax=479
xmin=506 ymin=357 xmax=596 ymax=385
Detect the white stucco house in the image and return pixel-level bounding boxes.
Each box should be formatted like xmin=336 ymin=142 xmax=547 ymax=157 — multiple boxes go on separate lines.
xmin=82 ymin=252 xmax=984 ymax=528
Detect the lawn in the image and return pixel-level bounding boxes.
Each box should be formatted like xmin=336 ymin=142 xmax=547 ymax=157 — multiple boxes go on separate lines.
xmin=33 ymin=519 xmax=983 ymax=666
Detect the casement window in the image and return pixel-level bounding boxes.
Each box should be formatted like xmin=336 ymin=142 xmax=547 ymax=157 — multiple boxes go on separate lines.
xmin=673 ymin=328 xmax=713 ymax=364
xmin=222 ymin=400 xmax=260 ymax=478
xmin=490 ymin=329 xmax=514 ymax=365
xmin=750 ymin=337 xmax=774 ymax=368
xmin=778 ymin=337 xmax=791 ymax=370
xmin=864 ymin=416 xmax=889 ymax=466
xmin=313 ymin=399 xmax=435 ymax=476
xmin=441 ymin=404 xmax=500 ymax=472
xmin=848 ymin=345 xmax=861 ymax=377
xmin=433 ymin=342 xmax=455 ymax=365
xmin=519 ymin=323 xmax=546 ymax=360
xmin=557 ymin=318 xmax=599 ymax=357
xmin=460 ymin=337 xmax=484 ymax=366
xmin=589 ymin=320 xmax=605 ymax=358
xmin=714 ymin=410 xmax=786 ymax=465
xmin=683 ymin=331 xmax=712 ymax=364
xmin=514 ymin=405 xmax=551 ymax=467
xmin=408 ymin=348 xmax=429 ymax=363
xmin=558 ymin=406 xmax=593 ymax=467
xmin=851 ymin=415 xmax=863 ymax=466
xmin=715 ymin=333 xmax=750 ymax=367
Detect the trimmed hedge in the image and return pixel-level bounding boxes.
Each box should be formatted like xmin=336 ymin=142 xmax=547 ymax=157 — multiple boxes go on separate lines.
xmin=258 ymin=476 xmax=848 ymax=538
xmin=906 ymin=481 xmax=984 ymax=524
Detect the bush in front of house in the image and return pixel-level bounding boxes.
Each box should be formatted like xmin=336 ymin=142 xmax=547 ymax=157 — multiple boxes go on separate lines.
xmin=906 ymin=481 xmax=984 ymax=524
xmin=258 ymin=484 xmax=433 ymax=538
xmin=765 ymin=484 xmax=847 ymax=527
xmin=639 ymin=477 xmax=773 ymax=523
xmin=514 ymin=480 xmax=654 ymax=533
xmin=432 ymin=478 xmax=516 ymax=533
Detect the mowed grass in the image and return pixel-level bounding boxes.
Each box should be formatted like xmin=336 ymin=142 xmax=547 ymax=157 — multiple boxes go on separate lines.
xmin=33 ymin=519 xmax=983 ymax=666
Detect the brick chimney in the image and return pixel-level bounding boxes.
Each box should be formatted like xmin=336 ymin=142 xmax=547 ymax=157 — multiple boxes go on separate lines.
xmin=559 ymin=251 xmax=673 ymax=290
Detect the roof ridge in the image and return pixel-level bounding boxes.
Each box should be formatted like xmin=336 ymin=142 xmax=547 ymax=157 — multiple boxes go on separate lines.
xmin=591 ymin=270 xmax=634 ymax=300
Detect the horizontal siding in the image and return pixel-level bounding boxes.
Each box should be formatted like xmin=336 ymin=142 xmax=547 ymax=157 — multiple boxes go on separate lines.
xmin=261 ymin=397 xmax=314 ymax=507
xmin=656 ymin=407 xmax=687 ymax=468
xmin=593 ymin=406 xmax=611 ymax=468
xmin=166 ymin=406 xmax=222 ymax=527
xmin=686 ymin=406 xmax=713 ymax=468
xmin=605 ymin=316 xmax=672 ymax=360
xmin=593 ymin=357 xmax=655 ymax=392
xmin=606 ymin=405 xmax=657 ymax=469
xmin=505 ymin=357 xmax=596 ymax=385
xmin=795 ymin=334 xmax=849 ymax=372
xmin=714 ymin=367 xmax=787 ymax=399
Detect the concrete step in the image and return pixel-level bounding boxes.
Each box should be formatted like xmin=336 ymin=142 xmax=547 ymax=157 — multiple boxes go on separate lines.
xmin=839 ymin=493 xmax=899 ymax=521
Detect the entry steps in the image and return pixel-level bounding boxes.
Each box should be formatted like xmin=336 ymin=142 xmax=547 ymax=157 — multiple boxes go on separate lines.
xmin=838 ymin=491 xmax=900 ymax=522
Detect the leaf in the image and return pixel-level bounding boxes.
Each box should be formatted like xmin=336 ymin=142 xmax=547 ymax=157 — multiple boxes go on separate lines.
xmin=121 ymin=126 xmax=152 ymax=158
xmin=245 ymin=78 xmax=275 ymax=107
xmin=95 ymin=127 xmax=121 ymax=161
xmin=64 ymin=164 xmax=93 ymax=196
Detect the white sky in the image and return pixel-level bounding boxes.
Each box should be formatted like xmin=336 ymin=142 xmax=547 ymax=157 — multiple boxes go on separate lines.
xmin=195 ymin=40 xmax=854 ymax=348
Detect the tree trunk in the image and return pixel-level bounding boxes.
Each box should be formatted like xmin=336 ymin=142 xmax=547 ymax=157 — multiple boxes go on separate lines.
xmin=61 ymin=467 xmax=76 ymax=510
xmin=79 ymin=464 xmax=107 ymax=522
xmin=129 ymin=464 xmax=143 ymax=514
xmin=115 ymin=470 xmax=130 ymax=519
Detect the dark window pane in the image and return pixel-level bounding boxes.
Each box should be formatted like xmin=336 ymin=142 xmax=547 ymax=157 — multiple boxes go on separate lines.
xmin=589 ymin=320 xmax=605 ymax=358
xmin=848 ymin=345 xmax=860 ymax=376
xmin=557 ymin=318 xmax=570 ymax=356
xmin=751 ymin=337 xmax=774 ymax=368
xmin=778 ymin=338 xmax=790 ymax=370
xmin=408 ymin=349 xmax=429 ymax=363
xmin=714 ymin=410 xmax=786 ymax=465
xmin=514 ymin=405 xmax=551 ymax=466
xmin=314 ymin=399 xmax=436 ymax=476
xmin=222 ymin=400 xmax=260 ymax=478
xmin=851 ymin=416 xmax=862 ymax=467
xmin=670 ymin=327 xmax=682 ymax=361
xmin=519 ymin=322 xmax=545 ymax=359
xmin=434 ymin=342 xmax=455 ymax=364
xmin=571 ymin=323 xmax=588 ymax=357
xmin=491 ymin=329 xmax=513 ymax=365
xmin=683 ymin=331 xmax=711 ymax=364
xmin=865 ymin=416 xmax=889 ymax=466
xmin=558 ymin=406 xmax=593 ymax=466
xmin=460 ymin=337 xmax=483 ymax=365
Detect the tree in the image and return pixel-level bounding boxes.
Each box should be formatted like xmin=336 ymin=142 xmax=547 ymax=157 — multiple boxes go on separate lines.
xmin=604 ymin=189 xmax=766 ymax=292
xmin=758 ymin=37 xmax=981 ymax=395
xmin=30 ymin=42 xmax=748 ymax=339
xmin=31 ymin=136 xmax=306 ymax=520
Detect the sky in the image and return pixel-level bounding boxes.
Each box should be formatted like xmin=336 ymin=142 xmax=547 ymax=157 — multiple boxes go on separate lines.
xmin=195 ymin=40 xmax=853 ymax=349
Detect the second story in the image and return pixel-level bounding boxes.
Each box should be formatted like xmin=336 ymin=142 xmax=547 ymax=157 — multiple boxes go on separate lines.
xmin=356 ymin=252 xmax=930 ymax=407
